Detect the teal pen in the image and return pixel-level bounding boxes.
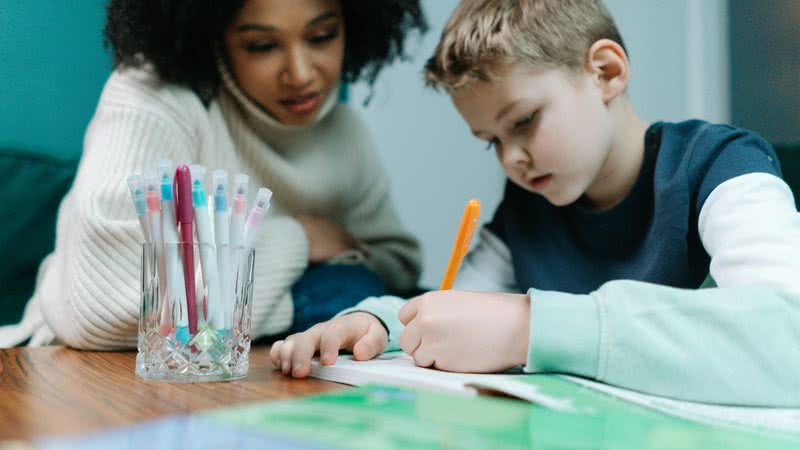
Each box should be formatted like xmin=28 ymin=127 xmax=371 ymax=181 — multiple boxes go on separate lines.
xmin=190 ymin=165 xmax=223 ymax=335
xmin=159 ymin=160 xmax=189 ymax=344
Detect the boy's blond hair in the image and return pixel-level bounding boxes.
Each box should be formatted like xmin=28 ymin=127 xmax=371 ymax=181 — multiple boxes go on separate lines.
xmin=425 ymin=0 xmax=626 ymax=91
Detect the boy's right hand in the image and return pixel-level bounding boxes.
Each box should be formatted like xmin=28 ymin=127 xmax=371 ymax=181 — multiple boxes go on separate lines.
xmin=270 ymin=312 xmax=389 ymax=378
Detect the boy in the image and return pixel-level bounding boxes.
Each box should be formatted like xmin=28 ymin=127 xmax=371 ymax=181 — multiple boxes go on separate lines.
xmin=271 ymin=0 xmax=800 ymax=406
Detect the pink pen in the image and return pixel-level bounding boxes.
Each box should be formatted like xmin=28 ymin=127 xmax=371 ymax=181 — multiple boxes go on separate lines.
xmin=144 ymin=170 xmax=172 ymax=336
xmin=174 ymin=164 xmax=198 ymax=336
xmin=243 ymin=188 xmax=273 ymax=249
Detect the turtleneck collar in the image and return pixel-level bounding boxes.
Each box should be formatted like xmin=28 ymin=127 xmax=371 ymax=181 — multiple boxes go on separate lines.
xmin=216 ymin=55 xmax=339 ymax=134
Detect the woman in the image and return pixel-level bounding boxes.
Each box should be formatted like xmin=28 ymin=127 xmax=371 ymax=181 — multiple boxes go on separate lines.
xmin=1 ymin=0 xmax=426 ymax=348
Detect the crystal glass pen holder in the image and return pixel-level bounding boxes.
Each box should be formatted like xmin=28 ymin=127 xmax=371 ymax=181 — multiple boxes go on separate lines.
xmin=136 ymin=242 xmax=255 ymax=382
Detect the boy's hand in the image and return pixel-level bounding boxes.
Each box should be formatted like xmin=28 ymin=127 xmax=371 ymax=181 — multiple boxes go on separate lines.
xmin=270 ymin=312 xmax=389 ymax=378
xmin=398 ymin=291 xmax=531 ymax=373
xmin=296 ymin=214 xmax=359 ymax=263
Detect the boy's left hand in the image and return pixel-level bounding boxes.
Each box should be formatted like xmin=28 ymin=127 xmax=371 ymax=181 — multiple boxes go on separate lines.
xmin=398 ymin=290 xmax=531 ymax=373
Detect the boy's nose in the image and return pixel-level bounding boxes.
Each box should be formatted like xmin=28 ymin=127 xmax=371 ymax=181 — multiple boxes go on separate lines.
xmin=503 ymin=145 xmax=532 ymax=170
xmin=281 ymin=47 xmax=314 ymax=88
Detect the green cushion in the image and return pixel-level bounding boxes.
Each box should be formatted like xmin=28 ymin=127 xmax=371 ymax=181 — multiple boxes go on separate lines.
xmin=775 ymin=144 xmax=800 ymax=204
xmin=0 ymin=149 xmax=78 ymax=326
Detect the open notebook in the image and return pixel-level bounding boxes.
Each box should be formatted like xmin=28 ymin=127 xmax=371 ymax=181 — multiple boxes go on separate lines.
xmin=311 ymin=351 xmax=800 ymax=434
xmin=310 ymin=351 xmax=574 ymax=411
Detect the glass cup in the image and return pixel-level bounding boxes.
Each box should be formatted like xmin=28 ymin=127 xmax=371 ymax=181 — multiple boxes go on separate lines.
xmin=136 ymin=243 xmax=255 ymax=382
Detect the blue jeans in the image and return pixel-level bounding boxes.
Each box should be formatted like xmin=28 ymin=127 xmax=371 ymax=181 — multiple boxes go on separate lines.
xmin=287 ymin=264 xmax=386 ymax=334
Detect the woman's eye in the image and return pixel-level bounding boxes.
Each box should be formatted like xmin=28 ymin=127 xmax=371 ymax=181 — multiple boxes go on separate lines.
xmin=309 ymin=31 xmax=338 ymax=44
xmin=245 ymin=42 xmax=277 ymax=53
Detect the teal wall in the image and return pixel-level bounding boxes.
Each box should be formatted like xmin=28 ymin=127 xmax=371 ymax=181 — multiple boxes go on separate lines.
xmin=0 ymin=0 xmax=111 ymax=159
xmin=0 ymin=1 xmax=110 ymax=328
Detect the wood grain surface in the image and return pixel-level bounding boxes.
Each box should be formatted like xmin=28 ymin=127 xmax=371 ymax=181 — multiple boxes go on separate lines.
xmin=0 ymin=346 xmax=343 ymax=441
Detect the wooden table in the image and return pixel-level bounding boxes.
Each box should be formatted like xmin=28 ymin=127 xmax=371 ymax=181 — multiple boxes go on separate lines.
xmin=0 ymin=346 xmax=344 ymax=441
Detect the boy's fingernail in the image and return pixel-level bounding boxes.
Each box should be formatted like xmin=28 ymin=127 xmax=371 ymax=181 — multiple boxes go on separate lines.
xmin=321 ymin=352 xmax=332 ymax=362
xmin=282 ymin=361 xmax=289 ymax=373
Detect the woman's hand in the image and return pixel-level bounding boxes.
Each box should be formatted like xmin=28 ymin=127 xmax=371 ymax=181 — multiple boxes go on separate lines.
xmin=296 ymin=214 xmax=359 ymax=263
xmin=398 ymin=290 xmax=531 ymax=373
xmin=270 ymin=312 xmax=389 ymax=378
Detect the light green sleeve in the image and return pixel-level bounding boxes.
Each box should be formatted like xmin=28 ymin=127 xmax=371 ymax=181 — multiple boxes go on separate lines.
xmin=526 ymin=280 xmax=800 ymax=406
xmin=336 ymin=295 xmax=406 ymax=351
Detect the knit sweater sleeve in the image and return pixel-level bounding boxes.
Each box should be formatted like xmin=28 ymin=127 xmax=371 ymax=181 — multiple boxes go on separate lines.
xmin=247 ymin=216 xmax=309 ymax=337
xmin=33 ymin=71 xmax=307 ymax=347
xmin=36 ymin=85 xmax=198 ymax=349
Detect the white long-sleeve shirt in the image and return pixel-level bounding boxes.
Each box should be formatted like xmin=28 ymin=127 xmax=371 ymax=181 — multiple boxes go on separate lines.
xmin=342 ymin=119 xmax=800 ymax=406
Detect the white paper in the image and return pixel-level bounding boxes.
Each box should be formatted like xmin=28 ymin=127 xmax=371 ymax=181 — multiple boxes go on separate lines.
xmin=561 ymin=375 xmax=800 ymax=434
xmin=310 ymin=352 xmax=574 ymax=411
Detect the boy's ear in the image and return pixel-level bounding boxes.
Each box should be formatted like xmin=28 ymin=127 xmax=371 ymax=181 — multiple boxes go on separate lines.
xmin=585 ymin=39 xmax=630 ymax=103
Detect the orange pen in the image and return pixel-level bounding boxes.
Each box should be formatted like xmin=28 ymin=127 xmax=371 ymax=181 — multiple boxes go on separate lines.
xmin=439 ymin=199 xmax=481 ymax=290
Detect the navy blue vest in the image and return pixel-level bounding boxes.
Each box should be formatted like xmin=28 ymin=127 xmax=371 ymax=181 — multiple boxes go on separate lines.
xmin=487 ymin=120 xmax=781 ymax=294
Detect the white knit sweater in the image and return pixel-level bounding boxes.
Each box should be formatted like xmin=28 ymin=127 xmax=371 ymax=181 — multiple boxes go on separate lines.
xmin=0 ymin=64 xmax=421 ymax=349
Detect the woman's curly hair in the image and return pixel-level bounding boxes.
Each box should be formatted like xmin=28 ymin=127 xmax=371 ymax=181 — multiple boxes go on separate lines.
xmin=105 ymin=0 xmax=428 ymax=99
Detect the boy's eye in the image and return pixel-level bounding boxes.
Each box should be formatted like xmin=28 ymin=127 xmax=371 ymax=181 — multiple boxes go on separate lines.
xmin=512 ymin=112 xmax=535 ymax=130
xmin=309 ymin=30 xmax=338 ymax=44
xmin=245 ymin=41 xmax=277 ymax=53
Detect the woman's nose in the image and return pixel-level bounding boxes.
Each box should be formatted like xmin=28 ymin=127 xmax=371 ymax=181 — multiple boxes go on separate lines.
xmin=281 ymin=46 xmax=314 ymax=88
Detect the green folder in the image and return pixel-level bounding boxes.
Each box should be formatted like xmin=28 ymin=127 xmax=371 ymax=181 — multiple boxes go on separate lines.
xmin=205 ymin=383 xmax=800 ymax=450
xmin=30 ymin=382 xmax=800 ymax=449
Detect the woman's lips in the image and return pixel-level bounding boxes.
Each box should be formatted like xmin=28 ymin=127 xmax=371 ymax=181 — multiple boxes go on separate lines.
xmin=526 ymin=174 xmax=553 ymax=191
xmin=279 ymin=92 xmax=321 ymax=115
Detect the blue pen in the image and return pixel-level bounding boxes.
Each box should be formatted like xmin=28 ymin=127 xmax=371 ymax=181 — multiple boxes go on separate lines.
xmin=127 ymin=175 xmax=151 ymax=243
xmin=213 ymin=170 xmax=233 ymax=335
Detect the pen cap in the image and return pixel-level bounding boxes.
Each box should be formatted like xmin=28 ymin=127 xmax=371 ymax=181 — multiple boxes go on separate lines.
xmin=189 ymin=164 xmax=206 ymax=185
xmin=232 ymin=173 xmax=249 ymax=215
xmin=256 ymin=187 xmax=273 ymax=209
xmin=244 ymin=188 xmax=273 ymax=248
xmin=249 ymin=188 xmax=273 ymax=220
xmin=158 ymin=160 xmax=174 ymax=201
xmin=127 ymin=175 xmax=147 ymax=216
xmin=233 ymin=173 xmax=249 ymax=197
xmin=213 ymin=169 xmax=228 ymax=212
xmin=174 ymin=164 xmax=194 ymax=223
xmin=189 ymin=165 xmax=207 ymax=207
xmin=143 ymin=169 xmax=161 ymax=212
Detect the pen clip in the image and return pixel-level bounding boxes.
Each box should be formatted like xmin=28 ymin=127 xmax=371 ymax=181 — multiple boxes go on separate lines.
xmin=172 ymin=170 xmax=180 ymax=227
xmin=173 ymin=164 xmax=194 ymax=226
